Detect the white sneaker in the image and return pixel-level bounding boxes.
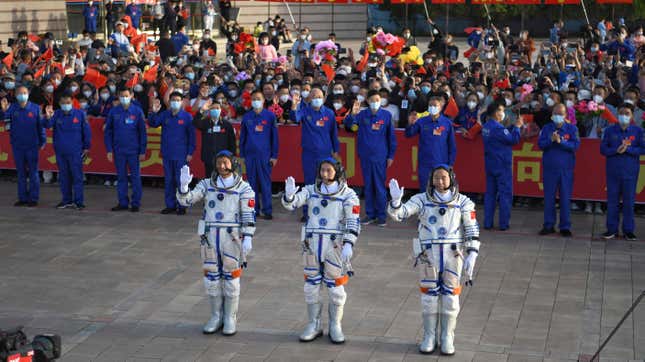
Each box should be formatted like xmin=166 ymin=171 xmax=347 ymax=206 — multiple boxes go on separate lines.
xmin=103 ymin=180 xmax=111 ymax=187
xmin=571 ymin=202 xmax=580 ymax=211
xmin=113 ymin=181 xmax=118 ymax=187
xmin=584 ymin=203 xmax=593 ymax=214
xmin=594 ymin=204 xmax=604 ymax=215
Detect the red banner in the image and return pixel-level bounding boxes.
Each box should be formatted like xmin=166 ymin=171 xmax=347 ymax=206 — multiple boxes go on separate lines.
xmin=431 ymin=0 xmax=466 ymax=3
xmin=504 ymin=0 xmax=541 ymax=4
xmin=391 ymin=0 xmax=424 ymax=3
xmin=544 ymin=0 xmax=581 ymax=4
xmin=317 ymin=0 xmax=350 ymax=3
xmin=1 ymin=117 xmax=644 ymax=202
xmin=595 ymin=0 xmax=632 ymax=3
xmin=350 ymin=0 xmax=384 ymax=4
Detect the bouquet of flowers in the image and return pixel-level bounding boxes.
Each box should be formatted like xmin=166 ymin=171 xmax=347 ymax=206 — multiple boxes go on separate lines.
xmin=574 ymin=100 xmax=606 ymax=120
xmin=312 ymin=40 xmax=337 ymax=66
xmin=268 ymin=102 xmax=284 ymax=119
xmin=368 ymin=31 xmax=406 ymax=57
xmin=233 ymin=32 xmax=256 ymax=55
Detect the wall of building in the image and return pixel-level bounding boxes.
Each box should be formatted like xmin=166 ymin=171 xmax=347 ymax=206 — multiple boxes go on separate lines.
xmin=0 ymin=1 xmax=68 ymax=41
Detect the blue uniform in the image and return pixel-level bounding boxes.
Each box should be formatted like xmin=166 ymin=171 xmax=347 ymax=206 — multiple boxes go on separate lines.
xmin=0 ymin=102 xmax=45 ymax=203
xmin=104 ymin=104 xmax=147 ymax=208
xmin=344 ymin=108 xmax=397 ymax=223
xmin=538 ymin=122 xmax=580 ymax=231
xmin=125 ymin=4 xmax=141 ymax=29
xmin=405 ymin=114 xmax=456 ymax=190
xmin=240 ymin=109 xmax=279 ymax=216
xmin=46 ymin=109 xmax=91 ymax=205
xmin=482 ymin=119 xmax=521 ymax=229
xmin=291 ymin=103 xmax=340 ymax=219
xmin=148 ymin=109 xmax=196 ymax=210
xmin=83 ymin=4 xmax=99 ymax=33
xmin=600 ymin=124 xmax=645 ymax=234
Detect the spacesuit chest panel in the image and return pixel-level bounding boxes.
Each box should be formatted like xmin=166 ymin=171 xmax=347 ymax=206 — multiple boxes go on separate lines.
xmin=203 ymin=186 xmax=241 ymax=225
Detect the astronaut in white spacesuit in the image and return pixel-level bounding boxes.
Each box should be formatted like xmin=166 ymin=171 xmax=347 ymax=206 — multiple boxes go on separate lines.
xmin=388 ymin=165 xmax=480 ymax=355
xmin=282 ymin=158 xmax=361 ymax=344
xmin=177 ymin=150 xmax=255 ymax=336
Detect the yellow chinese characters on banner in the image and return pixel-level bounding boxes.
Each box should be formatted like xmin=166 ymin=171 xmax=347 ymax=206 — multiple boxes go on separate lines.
xmin=513 ymin=142 xmax=544 ymax=191
xmin=140 ymin=127 xmax=163 ymax=168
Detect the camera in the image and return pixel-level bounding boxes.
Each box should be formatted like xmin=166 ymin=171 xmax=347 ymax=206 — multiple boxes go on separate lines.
xmin=0 ymin=326 xmax=61 ymax=362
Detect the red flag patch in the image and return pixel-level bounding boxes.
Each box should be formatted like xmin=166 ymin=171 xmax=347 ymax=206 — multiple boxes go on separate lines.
xmin=352 ymin=205 xmax=360 ymax=214
xmin=248 ymin=199 xmax=255 ymax=208
xmin=470 ymin=211 xmax=476 ymax=220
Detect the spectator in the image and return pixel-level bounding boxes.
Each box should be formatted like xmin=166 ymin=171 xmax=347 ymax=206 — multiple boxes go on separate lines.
xmin=125 ymin=0 xmax=142 ymax=30
xmin=83 ymin=1 xmax=99 ymax=34
xmin=193 ymin=100 xmax=236 ymax=178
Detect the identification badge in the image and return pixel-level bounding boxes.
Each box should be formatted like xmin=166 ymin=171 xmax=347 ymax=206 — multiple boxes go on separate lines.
xmin=401 ymin=100 xmax=408 ymax=109
xmin=371 ymin=123 xmax=381 ymax=131
xmin=433 ymin=128 xmax=442 ymax=136
xmin=125 ymin=119 xmax=134 ymax=124
xmin=255 ymin=125 xmax=264 ymax=132
xmin=316 ymin=120 xmax=325 ymax=127
xmin=213 ymin=126 xmax=221 ymax=133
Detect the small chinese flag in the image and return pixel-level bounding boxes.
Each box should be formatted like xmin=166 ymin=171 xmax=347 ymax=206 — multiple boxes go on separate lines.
xmin=143 ymin=64 xmax=158 ymax=83
xmin=34 ymin=65 xmax=46 ymax=79
xmin=83 ymin=68 xmax=108 ymax=89
xmin=321 ymin=64 xmax=335 ymax=83
xmin=2 ymin=51 xmax=13 ymax=69
xmin=125 ymin=72 xmax=140 ymax=88
xmin=28 ymin=34 xmax=41 ymax=43
xmin=39 ymin=47 xmax=54 ymax=62
xmin=444 ymin=97 xmax=459 ymax=119
xmin=356 ymin=51 xmax=369 ymax=72
xmin=602 ymin=107 xmax=618 ymax=124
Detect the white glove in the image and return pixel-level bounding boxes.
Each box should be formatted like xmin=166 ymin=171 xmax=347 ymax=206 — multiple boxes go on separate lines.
xmin=389 ymin=179 xmax=404 ymax=206
xmin=341 ymin=243 xmax=353 ymax=262
xmin=463 ymin=252 xmax=478 ymax=282
xmin=242 ymin=235 xmax=252 ymax=255
xmin=285 ymin=176 xmax=299 ymax=199
xmin=179 ymin=165 xmax=193 ymax=193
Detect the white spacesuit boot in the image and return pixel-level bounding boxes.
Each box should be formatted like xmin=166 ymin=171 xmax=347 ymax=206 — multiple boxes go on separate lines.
xmin=299 ymin=302 xmax=323 ymax=342
xmin=222 ymin=295 xmax=238 ymax=336
xmin=419 ymin=313 xmax=438 ymax=353
xmin=328 ymin=303 xmax=345 ymax=344
xmin=203 ymin=295 xmax=223 ymax=334
xmin=440 ymin=314 xmax=457 ymax=355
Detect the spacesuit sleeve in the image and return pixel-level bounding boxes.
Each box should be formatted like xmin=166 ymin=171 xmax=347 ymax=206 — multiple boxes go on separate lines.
xmin=342 ymin=192 xmax=361 ymax=246
xmin=239 ymin=183 xmax=256 ymax=237
xmin=176 ymin=179 xmax=207 ymax=207
xmin=460 ymin=196 xmax=480 ymax=253
xmin=281 ymin=187 xmax=311 ymax=211
xmin=387 ymin=194 xmax=423 ymax=222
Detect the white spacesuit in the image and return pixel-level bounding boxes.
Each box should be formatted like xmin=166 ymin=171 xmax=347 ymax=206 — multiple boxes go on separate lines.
xmin=388 ymin=165 xmax=480 ymax=355
xmin=281 ymin=158 xmax=360 ymax=344
xmin=177 ymin=150 xmax=255 ymax=336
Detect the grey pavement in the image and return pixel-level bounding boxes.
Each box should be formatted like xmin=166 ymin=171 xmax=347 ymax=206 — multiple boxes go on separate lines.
xmin=0 ymin=181 xmax=644 ymax=362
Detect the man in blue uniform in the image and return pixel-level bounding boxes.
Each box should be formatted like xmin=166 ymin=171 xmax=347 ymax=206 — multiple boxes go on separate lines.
xmin=104 ymin=88 xmax=147 ymax=212
xmin=344 ymin=90 xmax=397 ymax=227
xmin=240 ymin=90 xmax=279 ymax=219
xmin=600 ymin=104 xmax=644 ymax=241
xmin=0 ymin=86 xmax=46 ymax=207
xmin=290 ymin=87 xmax=340 ymax=221
xmin=83 ymin=0 xmax=99 ymax=33
xmin=537 ymin=103 xmax=580 ymax=237
xmin=148 ymin=92 xmax=196 ymax=215
xmin=44 ymin=95 xmax=91 ymax=210
xmin=125 ymin=0 xmax=141 ymax=30
xmin=481 ymin=102 xmax=522 ymax=230
xmin=406 ymin=96 xmax=456 ymax=191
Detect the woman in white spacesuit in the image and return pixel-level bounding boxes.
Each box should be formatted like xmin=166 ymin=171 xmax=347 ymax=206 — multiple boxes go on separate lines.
xmin=282 ymin=158 xmax=361 ymax=344
xmin=388 ymin=165 xmax=481 ymax=355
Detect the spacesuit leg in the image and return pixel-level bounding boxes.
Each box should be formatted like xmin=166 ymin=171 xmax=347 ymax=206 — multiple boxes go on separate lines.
xmin=440 ymin=244 xmax=462 ymax=355
xmin=418 ymin=244 xmax=439 ymax=354
xmin=323 ymin=238 xmax=348 ymax=344
xmin=301 ymin=235 xmax=323 ymax=342
xmin=202 ymin=231 xmax=224 ymax=334
xmin=221 ymin=230 xmax=243 ymax=336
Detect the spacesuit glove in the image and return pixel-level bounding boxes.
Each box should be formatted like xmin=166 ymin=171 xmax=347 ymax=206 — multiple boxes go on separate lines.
xmin=341 ymin=243 xmax=353 ymax=262
xmin=242 ymin=236 xmax=253 ymax=255
xmin=285 ymin=176 xmax=299 ymax=200
xmin=464 ymin=251 xmax=478 ymax=283
xmin=389 ymin=179 xmax=404 ymax=206
xmin=179 ymin=165 xmax=193 ymax=193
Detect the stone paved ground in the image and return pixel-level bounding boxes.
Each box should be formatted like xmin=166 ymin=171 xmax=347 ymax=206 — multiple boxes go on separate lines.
xmin=0 ymin=182 xmax=644 ymax=362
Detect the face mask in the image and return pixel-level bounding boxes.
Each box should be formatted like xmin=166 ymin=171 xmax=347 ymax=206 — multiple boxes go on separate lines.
xmin=279 ymin=94 xmax=289 ymax=103
xmin=170 ymin=100 xmax=182 ymax=112
xmin=80 ymin=102 xmax=88 ymax=109
xmin=251 ymin=100 xmax=263 ymax=109
xmin=428 ymin=106 xmax=440 ymax=115
xmin=186 ymin=72 xmax=195 ymax=81
xmin=593 ymin=95 xmax=603 ymax=103
xmin=403 ymin=33 xmax=410 ymax=39
xmin=4 ymin=81 xmax=15 ymax=90
xmin=552 ymin=114 xmax=565 ymax=124
xmin=54 ymin=79 xmax=62 ymax=87
xmin=591 ymin=47 xmax=598 ymax=52
xmin=504 ymin=98 xmax=512 ymax=106
xmin=70 ymin=86 xmax=79 ymax=93
xmin=333 ymin=102 xmax=343 ymax=110
xmin=531 ymin=100 xmax=539 ymax=108
xmin=618 ymin=115 xmax=631 ymax=126
xmin=499 ymin=112 xmax=506 ymax=121
xmin=421 ymin=86 xmax=431 ymax=95
xmin=356 ymin=95 xmax=365 ymax=103
xmin=467 ymin=101 xmax=477 ymax=110
xmin=407 ymin=89 xmax=416 ymax=99
xmin=311 ymin=98 xmax=324 ymax=108
xmin=61 ymin=104 xmax=72 ymax=112
xmin=477 ymin=91 xmax=485 ymax=100
xmin=210 ymin=108 xmax=221 ymax=119
xmin=120 ymin=96 xmax=131 ymax=106
xmin=624 ymin=99 xmax=634 ymax=105
xmin=272 ymin=31 xmax=277 ymax=36
xmin=301 ymin=90 xmax=310 ymax=98
xmin=83 ymin=90 xmax=93 ymax=98
xmin=229 ymin=90 xmax=237 ymax=97
xmin=369 ymin=101 xmax=380 ymax=111
xmin=333 ymin=89 xmax=343 ymax=95
xmin=350 ymin=85 xmax=360 ymax=94
xmin=16 ymin=94 xmax=28 ymax=103
xmin=108 ymin=85 xmax=116 ymax=93
xmin=265 ymin=75 xmax=273 ymax=82
xmin=45 ymin=85 xmax=54 ymax=93
xmin=261 ymin=39 xmax=268 ymax=45
xmin=380 ymin=99 xmax=388 ymax=107
xmin=545 ymin=98 xmax=555 ymax=107
xmin=100 ymin=92 xmax=110 ymax=101
xmin=277 ymin=79 xmax=284 ymax=86
xmin=300 ymin=35 xmax=306 ymax=40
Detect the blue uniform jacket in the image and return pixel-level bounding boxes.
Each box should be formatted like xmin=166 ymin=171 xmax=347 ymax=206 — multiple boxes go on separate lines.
xmin=148 ymin=109 xmax=196 ymax=161
xmin=538 ymin=122 xmax=580 ymax=170
xmin=0 ymin=102 xmax=46 ymax=149
xmin=601 ymin=39 xmax=636 ymax=62
xmin=482 ymin=119 xmax=521 ymax=172
xmin=240 ymin=109 xmax=279 ymax=160
xmin=600 ymin=124 xmax=645 ymax=177
xmin=405 ymin=114 xmax=456 ymax=166
xmin=290 ymin=103 xmax=339 ymax=156
xmin=46 ymin=109 xmax=91 ymax=155
xmin=83 ymin=5 xmax=98 ymax=20
xmin=125 ymin=4 xmax=141 ymax=27
xmin=104 ymin=104 xmax=147 ymax=155
xmin=455 ymin=107 xmax=479 ymax=130
xmin=344 ymin=108 xmax=397 ymax=162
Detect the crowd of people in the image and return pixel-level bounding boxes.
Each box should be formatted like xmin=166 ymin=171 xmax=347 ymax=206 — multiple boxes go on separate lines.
xmin=0 ymin=1 xmax=643 ymax=240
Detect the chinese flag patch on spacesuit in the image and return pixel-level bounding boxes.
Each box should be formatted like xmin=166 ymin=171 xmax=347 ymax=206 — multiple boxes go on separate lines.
xmin=352 ymin=205 xmax=360 ymax=214
xmin=248 ymin=199 xmax=255 ymax=208
xmin=470 ymin=211 xmax=476 ymax=220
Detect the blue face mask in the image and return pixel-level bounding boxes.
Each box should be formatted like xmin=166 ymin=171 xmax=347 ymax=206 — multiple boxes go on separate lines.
xmin=369 ymin=101 xmax=380 ymax=111
xmin=4 ymin=81 xmax=15 ymax=90
xmin=210 ymin=108 xmax=221 ymax=119
xmin=251 ymin=100 xmax=263 ymax=110
xmin=185 ymin=72 xmax=195 ymax=81
xmin=170 ymin=100 xmax=182 ymax=112
xmin=60 ymin=104 xmax=73 ymax=112
xmin=618 ymin=115 xmax=631 ymax=126
xmin=311 ymin=98 xmax=324 ymax=108
xmin=552 ymin=115 xmax=565 ymax=124
xmin=16 ymin=94 xmax=28 ymax=103
xmin=421 ymin=86 xmax=431 ymax=95
xmin=407 ymin=89 xmax=416 ymax=99
xmin=119 ymin=96 xmax=131 ymax=106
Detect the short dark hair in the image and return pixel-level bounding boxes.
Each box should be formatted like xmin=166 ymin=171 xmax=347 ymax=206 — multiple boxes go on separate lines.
xmin=169 ymin=91 xmax=184 ymax=100
xmin=367 ymin=89 xmax=379 ymax=98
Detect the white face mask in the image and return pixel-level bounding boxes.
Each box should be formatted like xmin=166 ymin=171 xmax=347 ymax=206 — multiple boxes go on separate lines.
xmin=477 ymin=91 xmax=485 ymax=100
xmin=504 ymin=98 xmax=512 ymax=106
xmin=467 ymin=101 xmax=477 ymax=110
xmin=380 ymin=99 xmax=388 ymax=107
xmin=428 ymin=106 xmax=440 ymax=115
xmin=593 ymin=95 xmax=604 ymax=103
xmin=545 ymin=98 xmax=555 ymax=107
xmin=333 ymin=102 xmax=343 ymax=110
xmin=356 ymin=95 xmax=365 ymax=103
xmin=301 ymin=90 xmax=310 ymax=99
xmin=565 ymin=100 xmax=574 ymax=108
